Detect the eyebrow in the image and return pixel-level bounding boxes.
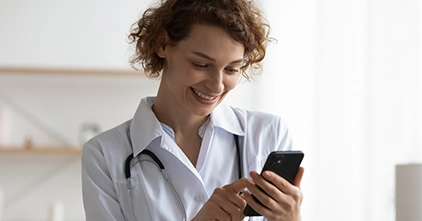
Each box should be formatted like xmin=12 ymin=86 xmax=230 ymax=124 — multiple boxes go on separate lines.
xmin=192 ymin=51 xmax=244 ymax=64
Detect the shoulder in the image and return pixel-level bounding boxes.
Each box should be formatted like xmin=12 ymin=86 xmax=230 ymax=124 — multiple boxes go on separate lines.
xmin=212 ymin=102 xmax=287 ymax=136
xmin=227 ymin=105 xmax=291 ymax=150
xmin=85 ymin=120 xmax=132 ymax=154
xmin=82 ymin=120 xmax=133 ymax=181
xmin=229 ymin=106 xmax=288 ymax=133
xmin=227 ymin=106 xmax=293 ymax=169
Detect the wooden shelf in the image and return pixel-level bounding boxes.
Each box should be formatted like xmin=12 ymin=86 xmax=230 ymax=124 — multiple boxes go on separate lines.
xmin=0 ymin=66 xmax=143 ymax=76
xmin=0 ymin=146 xmax=82 ymax=154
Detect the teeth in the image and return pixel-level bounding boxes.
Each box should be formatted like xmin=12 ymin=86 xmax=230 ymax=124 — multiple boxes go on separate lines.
xmin=193 ymin=88 xmax=214 ymax=100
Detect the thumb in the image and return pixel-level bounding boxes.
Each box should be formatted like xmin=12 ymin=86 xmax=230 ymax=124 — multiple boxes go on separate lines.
xmin=293 ymin=167 xmax=305 ymax=188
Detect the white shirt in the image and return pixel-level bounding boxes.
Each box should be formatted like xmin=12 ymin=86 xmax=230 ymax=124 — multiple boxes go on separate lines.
xmin=82 ymin=97 xmax=293 ymax=221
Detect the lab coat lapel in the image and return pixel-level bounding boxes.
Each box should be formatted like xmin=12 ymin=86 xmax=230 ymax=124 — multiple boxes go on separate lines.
xmin=210 ymin=102 xmax=245 ymax=136
xmin=130 ymin=97 xmax=163 ymax=156
xmin=159 ymin=131 xmax=206 ymax=186
xmin=130 ymin=97 xmax=205 ymax=185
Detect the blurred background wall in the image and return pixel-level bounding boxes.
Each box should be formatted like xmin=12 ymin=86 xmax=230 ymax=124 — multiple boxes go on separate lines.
xmin=0 ymin=0 xmax=421 ymax=221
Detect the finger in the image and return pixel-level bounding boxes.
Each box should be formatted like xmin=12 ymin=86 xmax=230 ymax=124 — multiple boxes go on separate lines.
xmin=223 ymin=203 xmax=245 ymax=221
xmin=293 ymin=167 xmax=305 ymax=188
xmin=227 ymin=192 xmax=247 ymax=211
xmin=261 ymin=170 xmax=296 ymax=195
xmin=213 ymin=191 xmax=245 ymax=221
xmin=213 ymin=207 xmax=230 ymax=221
xmin=218 ymin=202 xmax=243 ymax=221
xmin=242 ymin=190 xmax=271 ymax=217
xmin=250 ymin=171 xmax=282 ymax=198
xmin=224 ymin=177 xmax=252 ymax=194
xmin=248 ymin=171 xmax=303 ymax=219
xmin=214 ymin=182 xmax=249 ymax=220
xmin=246 ymin=178 xmax=277 ymax=207
xmin=264 ymin=170 xmax=305 ymax=205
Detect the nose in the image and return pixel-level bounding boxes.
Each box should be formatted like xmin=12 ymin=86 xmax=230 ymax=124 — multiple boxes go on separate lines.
xmin=205 ymin=69 xmax=225 ymax=93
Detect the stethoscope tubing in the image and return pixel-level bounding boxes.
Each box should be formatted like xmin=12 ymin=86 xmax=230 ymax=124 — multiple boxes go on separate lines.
xmin=125 ymin=134 xmax=241 ymax=221
xmin=126 ymin=149 xmax=187 ymax=221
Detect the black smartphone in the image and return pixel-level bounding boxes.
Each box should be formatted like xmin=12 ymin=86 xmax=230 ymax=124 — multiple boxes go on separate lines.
xmin=243 ymin=150 xmax=304 ymax=216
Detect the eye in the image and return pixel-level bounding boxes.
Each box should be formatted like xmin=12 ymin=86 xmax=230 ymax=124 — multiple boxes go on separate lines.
xmin=225 ymin=68 xmax=240 ymax=75
xmin=193 ymin=63 xmax=208 ymax=68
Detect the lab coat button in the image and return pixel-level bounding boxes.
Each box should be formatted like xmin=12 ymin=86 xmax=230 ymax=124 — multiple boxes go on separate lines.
xmin=194 ymin=193 xmax=206 ymax=202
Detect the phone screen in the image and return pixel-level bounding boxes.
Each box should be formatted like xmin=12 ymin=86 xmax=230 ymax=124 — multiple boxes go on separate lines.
xmin=243 ymin=151 xmax=304 ymax=216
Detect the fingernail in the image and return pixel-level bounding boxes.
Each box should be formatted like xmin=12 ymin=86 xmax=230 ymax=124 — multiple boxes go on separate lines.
xmin=263 ymin=171 xmax=271 ymax=178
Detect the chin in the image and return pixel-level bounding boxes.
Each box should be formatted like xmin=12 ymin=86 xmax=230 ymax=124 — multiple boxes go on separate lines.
xmin=188 ymin=98 xmax=223 ymax=117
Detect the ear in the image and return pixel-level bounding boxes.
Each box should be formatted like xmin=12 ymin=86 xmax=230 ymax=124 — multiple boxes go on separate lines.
xmin=156 ymin=32 xmax=170 ymax=58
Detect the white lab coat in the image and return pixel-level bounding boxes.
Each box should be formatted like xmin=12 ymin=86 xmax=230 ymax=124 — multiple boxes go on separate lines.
xmin=82 ymin=97 xmax=293 ymax=221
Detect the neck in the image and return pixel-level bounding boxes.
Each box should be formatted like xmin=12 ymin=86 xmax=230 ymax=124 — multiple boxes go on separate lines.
xmin=153 ymin=104 xmax=208 ymax=137
xmin=153 ymin=87 xmax=207 ymax=166
xmin=153 ymin=81 xmax=209 ymax=136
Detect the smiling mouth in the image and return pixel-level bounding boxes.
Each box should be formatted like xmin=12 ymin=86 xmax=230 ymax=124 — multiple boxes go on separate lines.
xmin=192 ymin=88 xmax=217 ymax=100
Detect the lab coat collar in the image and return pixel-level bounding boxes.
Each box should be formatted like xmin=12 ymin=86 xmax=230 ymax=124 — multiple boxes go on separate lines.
xmin=210 ymin=102 xmax=245 ymax=136
xmin=129 ymin=97 xmax=246 ymax=156
xmin=130 ymin=97 xmax=163 ymax=157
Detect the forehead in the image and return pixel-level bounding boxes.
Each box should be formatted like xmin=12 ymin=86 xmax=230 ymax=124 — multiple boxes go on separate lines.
xmin=175 ymin=24 xmax=245 ymax=60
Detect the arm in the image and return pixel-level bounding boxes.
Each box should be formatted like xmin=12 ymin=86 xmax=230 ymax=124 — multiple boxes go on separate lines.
xmin=81 ymin=142 xmax=127 ymax=221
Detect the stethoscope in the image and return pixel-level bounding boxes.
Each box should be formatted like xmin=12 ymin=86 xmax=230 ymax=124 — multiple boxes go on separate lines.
xmin=125 ymin=134 xmax=242 ymax=221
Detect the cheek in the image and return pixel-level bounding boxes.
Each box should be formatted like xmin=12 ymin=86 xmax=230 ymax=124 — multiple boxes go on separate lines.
xmin=224 ymin=75 xmax=241 ymax=91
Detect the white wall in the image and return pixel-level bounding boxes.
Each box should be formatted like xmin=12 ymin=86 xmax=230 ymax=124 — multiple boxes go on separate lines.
xmin=0 ymin=0 xmax=144 ymax=68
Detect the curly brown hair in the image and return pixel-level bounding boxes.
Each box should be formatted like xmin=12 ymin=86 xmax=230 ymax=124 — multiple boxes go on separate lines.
xmin=128 ymin=0 xmax=272 ymax=80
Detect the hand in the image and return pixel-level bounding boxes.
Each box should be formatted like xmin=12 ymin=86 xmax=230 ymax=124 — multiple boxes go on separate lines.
xmin=243 ymin=167 xmax=305 ymax=221
xmin=192 ymin=178 xmax=251 ymax=221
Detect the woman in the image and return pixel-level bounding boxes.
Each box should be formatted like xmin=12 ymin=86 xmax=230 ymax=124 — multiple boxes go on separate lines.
xmin=81 ymin=0 xmax=304 ymax=220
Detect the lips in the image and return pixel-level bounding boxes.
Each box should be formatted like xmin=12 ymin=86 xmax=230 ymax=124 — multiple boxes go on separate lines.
xmin=192 ymin=88 xmax=217 ymax=100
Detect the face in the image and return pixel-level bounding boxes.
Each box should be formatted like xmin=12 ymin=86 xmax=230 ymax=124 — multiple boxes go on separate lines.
xmin=156 ymin=24 xmax=244 ymax=117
